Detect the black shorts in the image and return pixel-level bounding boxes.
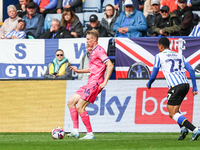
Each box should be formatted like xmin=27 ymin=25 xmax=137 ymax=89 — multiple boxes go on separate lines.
xmin=167 ymin=83 xmax=190 ymax=106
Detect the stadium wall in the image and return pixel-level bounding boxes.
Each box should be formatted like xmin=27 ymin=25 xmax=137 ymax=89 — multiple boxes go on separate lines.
xmin=0 ymin=80 xmax=199 ymax=132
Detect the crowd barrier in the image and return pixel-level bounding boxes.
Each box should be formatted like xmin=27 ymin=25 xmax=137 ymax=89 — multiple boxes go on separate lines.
xmin=0 ymin=79 xmax=199 ymax=132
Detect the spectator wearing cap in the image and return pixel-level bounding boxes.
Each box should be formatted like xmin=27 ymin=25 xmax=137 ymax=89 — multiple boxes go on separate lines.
xmin=173 ymin=0 xmax=193 ymax=36
xmin=143 ymin=0 xmax=162 ymax=17
xmin=113 ymin=0 xmax=147 ymax=37
xmin=161 ymin=0 xmax=178 ymax=13
xmin=0 ymin=5 xmax=21 ymax=38
xmin=33 ymin=0 xmax=58 ymax=17
xmin=152 ymin=5 xmax=181 ymax=36
xmin=115 ymin=0 xmax=139 ymax=13
xmin=51 ymin=0 xmax=82 ymax=14
xmin=40 ymin=18 xmax=74 ymax=39
xmin=23 ymin=2 xmax=44 ymax=38
xmin=83 ymin=14 xmax=108 ymax=37
xmin=16 ymin=0 xmax=40 ymax=18
xmin=3 ymin=19 xmax=26 ymax=39
xmin=146 ymin=0 xmax=161 ymax=36
xmin=101 ymin=4 xmax=119 ymax=37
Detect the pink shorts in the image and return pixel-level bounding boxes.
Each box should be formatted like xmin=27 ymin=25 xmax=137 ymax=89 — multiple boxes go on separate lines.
xmin=76 ymin=83 xmax=102 ymax=103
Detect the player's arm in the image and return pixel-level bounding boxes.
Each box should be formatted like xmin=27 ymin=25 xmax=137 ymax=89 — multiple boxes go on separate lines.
xmin=99 ymin=60 xmax=114 ymax=89
xmin=185 ymin=62 xmax=198 ymax=96
xmin=146 ymin=67 xmax=159 ymax=89
xmin=146 ymin=54 xmax=160 ymax=89
xmin=70 ymin=66 xmax=90 ymax=73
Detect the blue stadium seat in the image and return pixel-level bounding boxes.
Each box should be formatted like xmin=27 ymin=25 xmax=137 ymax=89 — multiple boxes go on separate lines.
xmin=102 ymin=0 xmax=115 ymax=11
xmin=83 ymin=12 xmax=104 ymax=26
xmin=82 ymin=0 xmax=101 ymax=13
xmin=76 ymin=13 xmax=84 ymax=26
xmin=44 ymin=14 xmax=62 ymax=31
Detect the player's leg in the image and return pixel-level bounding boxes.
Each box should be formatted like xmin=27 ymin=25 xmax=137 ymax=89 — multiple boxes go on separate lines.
xmin=67 ymin=93 xmax=81 ymax=138
xmin=168 ymin=105 xmax=200 ymax=141
xmin=167 ymin=105 xmax=189 ymax=140
xmin=76 ymin=99 xmax=95 ymax=140
xmin=167 ymin=84 xmax=200 ymax=141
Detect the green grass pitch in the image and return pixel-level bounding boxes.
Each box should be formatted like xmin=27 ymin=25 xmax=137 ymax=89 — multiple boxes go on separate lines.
xmin=0 ymin=132 xmax=199 ymax=150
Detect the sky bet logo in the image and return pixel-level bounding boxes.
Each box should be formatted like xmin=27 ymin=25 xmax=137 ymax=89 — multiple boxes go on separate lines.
xmin=87 ymin=90 xmax=131 ymax=122
xmin=135 ymin=88 xmax=194 ymax=124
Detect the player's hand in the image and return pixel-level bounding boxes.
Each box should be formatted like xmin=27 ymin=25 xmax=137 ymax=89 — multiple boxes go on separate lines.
xmin=192 ymin=91 xmax=198 ymax=96
xmin=99 ymin=82 xmax=106 ymax=90
xmin=146 ymin=84 xmax=150 ymax=89
xmin=70 ymin=66 xmax=78 ymax=73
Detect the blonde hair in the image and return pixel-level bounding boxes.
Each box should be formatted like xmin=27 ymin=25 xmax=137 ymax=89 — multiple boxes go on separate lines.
xmin=86 ymin=29 xmax=99 ymax=41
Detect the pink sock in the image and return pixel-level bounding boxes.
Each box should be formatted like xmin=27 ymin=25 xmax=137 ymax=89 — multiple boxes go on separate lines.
xmin=80 ymin=111 xmax=92 ymax=133
xmin=70 ymin=108 xmax=78 ymax=129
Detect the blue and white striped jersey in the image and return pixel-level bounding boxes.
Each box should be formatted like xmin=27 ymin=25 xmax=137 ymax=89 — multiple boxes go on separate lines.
xmin=154 ymin=49 xmax=189 ymax=88
xmin=5 ymin=30 xmax=26 ymax=39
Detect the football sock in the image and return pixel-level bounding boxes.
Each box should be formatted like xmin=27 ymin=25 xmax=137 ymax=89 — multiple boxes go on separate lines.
xmin=173 ymin=113 xmax=196 ymax=131
xmin=80 ymin=111 xmax=92 ymax=133
xmin=70 ymin=108 xmax=79 ymax=129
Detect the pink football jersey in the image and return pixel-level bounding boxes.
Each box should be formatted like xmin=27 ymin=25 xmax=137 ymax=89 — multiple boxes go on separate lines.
xmin=88 ymin=45 xmax=109 ymax=84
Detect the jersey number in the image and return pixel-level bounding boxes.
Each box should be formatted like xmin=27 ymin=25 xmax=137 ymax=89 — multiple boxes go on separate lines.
xmin=165 ymin=59 xmax=182 ymax=73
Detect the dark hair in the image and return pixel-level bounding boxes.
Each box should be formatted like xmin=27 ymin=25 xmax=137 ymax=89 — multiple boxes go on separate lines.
xmin=158 ymin=37 xmax=170 ymax=48
xmin=61 ymin=8 xmax=77 ymax=26
xmin=56 ymin=49 xmax=64 ymax=54
xmin=105 ymin=4 xmax=114 ymax=17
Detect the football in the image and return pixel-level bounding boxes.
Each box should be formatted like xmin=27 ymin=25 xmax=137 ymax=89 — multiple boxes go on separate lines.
xmin=51 ymin=127 xmax=65 ymax=139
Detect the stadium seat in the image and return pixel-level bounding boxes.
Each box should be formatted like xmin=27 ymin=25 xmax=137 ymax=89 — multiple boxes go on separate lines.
xmin=82 ymin=0 xmax=101 ymax=13
xmin=44 ymin=14 xmax=62 ymax=31
xmin=102 ymin=0 xmax=115 ymax=11
xmin=76 ymin=13 xmax=84 ymax=26
xmin=83 ymin=12 xmax=104 ymax=26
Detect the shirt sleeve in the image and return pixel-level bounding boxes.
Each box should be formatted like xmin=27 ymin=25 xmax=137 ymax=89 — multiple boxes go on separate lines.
xmin=96 ymin=47 xmax=109 ymax=63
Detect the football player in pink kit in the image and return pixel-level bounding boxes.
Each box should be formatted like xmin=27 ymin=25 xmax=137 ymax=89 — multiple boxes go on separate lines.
xmin=68 ymin=29 xmax=114 ymax=140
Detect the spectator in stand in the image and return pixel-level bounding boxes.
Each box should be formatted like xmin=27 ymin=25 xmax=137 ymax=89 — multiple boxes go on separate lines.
xmin=173 ymin=0 xmax=193 ymax=36
xmin=61 ymin=9 xmax=83 ymax=37
xmin=51 ymin=0 xmax=82 ymax=14
xmin=138 ymin=0 xmax=145 ymax=11
xmin=23 ymin=2 xmax=44 ymax=38
xmin=152 ymin=5 xmax=181 ymax=36
xmin=113 ymin=0 xmax=147 ymax=37
xmin=40 ymin=18 xmax=74 ymax=38
xmin=44 ymin=49 xmax=72 ymax=79
xmin=16 ymin=0 xmax=40 ymax=18
xmin=116 ymin=0 xmax=139 ymax=13
xmin=0 ymin=5 xmax=21 ymax=38
xmin=101 ymin=4 xmax=119 ymax=37
xmin=143 ymin=0 xmax=161 ymax=17
xmin=33 ymin=0 xmax=58 ymax=17
xmin=188 ymin=0 xmax=200 ymax=11
xmin=161 ymin=0 xmax=178 ymax=13
xmin=146 ymin=0 xmax=161 ymax=36
xmin=3 ymin=19 xmax=26 ymax=39
xmin=83 ymin=14 xmax=108 ymax=37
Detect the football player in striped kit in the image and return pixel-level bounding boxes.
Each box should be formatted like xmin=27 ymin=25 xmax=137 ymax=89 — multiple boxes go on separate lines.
xmin=147 ymin=37 xmax=199 ymax=141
